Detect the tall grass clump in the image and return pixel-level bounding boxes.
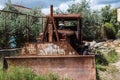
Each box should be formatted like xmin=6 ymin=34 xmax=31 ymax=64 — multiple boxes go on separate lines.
xmin=0 ymin=65 xmax=72 ymax=80
xmin=103 ymin=22 xmax=116 ymax=39
xmin=106 ymin=50 xmax=118 ymax=63
xmin=0 ymin=66 xmax=36 ymax=80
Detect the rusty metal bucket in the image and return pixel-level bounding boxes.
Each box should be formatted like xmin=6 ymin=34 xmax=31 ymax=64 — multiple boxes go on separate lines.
xmin=4 ymin=55 xmax=96 ymax=80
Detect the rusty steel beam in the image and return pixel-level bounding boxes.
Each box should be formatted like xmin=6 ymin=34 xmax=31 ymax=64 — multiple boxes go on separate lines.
xmin=48 ymin=24 xmax=53 ymax=42
xmin=46 ymin=14 xmax=81 ymax=18
xmin=50 ymin=5 xmax=53 ymax=17
xmin=50 ymin=5 xmax=59 ymax=42
xmin=52 ymin=17 xmax=60 ymax=42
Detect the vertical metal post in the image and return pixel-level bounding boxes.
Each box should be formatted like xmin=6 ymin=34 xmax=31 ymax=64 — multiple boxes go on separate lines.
xmin=50 ymin=5 xmax=53 ymax=17
xmin=48 ymin=5 xmax=53 ymax=42
xmin=77 ymin=19 xmax=82 ymax=45
xmin=50 ymin=5 xmax=59 ymax=42
xmin=80 ymin=19 xmax=82 ymax=45
xmin=48 ymin=24 xmax=53 ymax=42
xmin=4 ymin=12 xmax=7 ymax=48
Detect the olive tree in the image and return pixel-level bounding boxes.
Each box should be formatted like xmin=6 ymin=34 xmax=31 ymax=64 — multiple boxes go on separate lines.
xmin=67 ymin=0 xmax=101 ymax=40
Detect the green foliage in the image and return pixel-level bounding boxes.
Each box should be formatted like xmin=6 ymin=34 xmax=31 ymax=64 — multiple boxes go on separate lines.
xmin=101 ymin=5 xmax=119 ymax=39
xmin=101 ymin=5 xmax=119 ymax=30
xmin=35 ymin=76 xmax=46 ymax=80
xmin=95 ymin=53 xmax=108 ymax=80
xmin=103 ymin=22 xmax=116 ymax=39
xmin=54 ymin=8 xmax=66 ymax=14
xmin=0 ymin=0 xmax=43 ymax=48
xmin=110 ymin=9 xmax=118 ymax=27
xmin=95 ymin=53 xmax=108 ymax=71
xmin=101 ymin=5 xmax=111 ymax=23
xmin=96 ymin=54 xmax=108 ymax=66
xmin=48 ymin=73 xmax=60 ymax=80
xmin=0 ymin=66 xmax=35 ymax=80
xmin=55 ymin=2 xmax=118 ymax=40
xmin=95 ymin=51 xmax=115 ymax=80
xmin=0 ymin=64 xmax=72 ymax=80
xmin=95 ymin=49 xmax=118 ymax=73
xmin=106 ymin=50 xmax=118 ymax=63
xmin=66 ymin=0 xmax=101 ymax=40
xmin=116 ymin=31 xmax=120 ymax=39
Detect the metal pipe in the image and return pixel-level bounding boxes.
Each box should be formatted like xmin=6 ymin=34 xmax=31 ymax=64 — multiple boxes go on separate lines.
xmin=50 ymin=5 xmax=53 ymax=17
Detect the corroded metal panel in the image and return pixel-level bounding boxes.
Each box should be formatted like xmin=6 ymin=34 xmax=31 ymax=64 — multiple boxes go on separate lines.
xmin=46 ymin=14 xmax=81 ymax=19
xmin=20 ymin=42 xmax=78 ymax=55
xmin=4 ymin=55 xmax=96 ymax=80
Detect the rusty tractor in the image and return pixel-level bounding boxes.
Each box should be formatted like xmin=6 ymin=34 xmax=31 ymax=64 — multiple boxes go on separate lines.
xmin=4 ymin=5 xmax=96 ymax=80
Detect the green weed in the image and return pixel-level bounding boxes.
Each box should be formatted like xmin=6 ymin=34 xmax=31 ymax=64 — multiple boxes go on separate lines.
xmin=0 ymin=66 xmax=72 ymax=80
xmin=106 ymin=50 xmax=118 ymax=63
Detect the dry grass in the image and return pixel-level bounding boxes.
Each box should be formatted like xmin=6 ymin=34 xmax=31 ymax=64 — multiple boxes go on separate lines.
xmin=98 ymin=64 xmax=120 ymax=80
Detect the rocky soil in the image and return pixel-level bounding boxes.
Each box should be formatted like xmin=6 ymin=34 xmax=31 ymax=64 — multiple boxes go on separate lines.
xmin=86 ymin=39 xmax=120 ymax=80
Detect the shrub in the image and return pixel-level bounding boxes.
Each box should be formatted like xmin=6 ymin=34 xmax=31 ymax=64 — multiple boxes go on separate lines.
xmin=95 ymin=53 xmax=108 ymax=72
xmin=106 ymin=50 xmax=118 ymax=63
xmin=48 ymin=73 xmax=60 ymax=80
xmin=103 ymin=22 xmax=116 ymax=39
xmin=116 ymin=30 xmax=120 ymax=39
xmin=35 ymin=76 xmax=46 ymax=80
xmin=0 ymin=66 xmax=72 ymax=80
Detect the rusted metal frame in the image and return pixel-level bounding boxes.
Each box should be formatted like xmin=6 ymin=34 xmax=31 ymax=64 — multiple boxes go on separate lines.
xmin=80 ymin=19 xmax=82 ymax=45
xmin=0 ymin=10 xmax=46 ymax=43
xmin=51 ymin=17 xmax=59 ymax=42
xmin=5 ymin=55 xmax=95 ymax=58
xmin=50 ymin=5 xmax=59 ymax=42
xmin=50 ymin=5 xmax=53 ymax=17
xmin=41 ymin=17 xmax=59 ymax=42
xmin=48 ymin=23 xmax=53 ymax=42
xmin=47 ymin=5 xmax=53 ymax=42
xmin=50 ymin=14 xmax=81 ymax=19
xmin=77 ymin=18 xmax=82 ymax=45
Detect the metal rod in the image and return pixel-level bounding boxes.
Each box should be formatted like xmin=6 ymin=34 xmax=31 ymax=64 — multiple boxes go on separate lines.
xmin=50 ymin=5 xmax=53 ymax=17
xmin=4 ymin=12 xmax=7 ymax=48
